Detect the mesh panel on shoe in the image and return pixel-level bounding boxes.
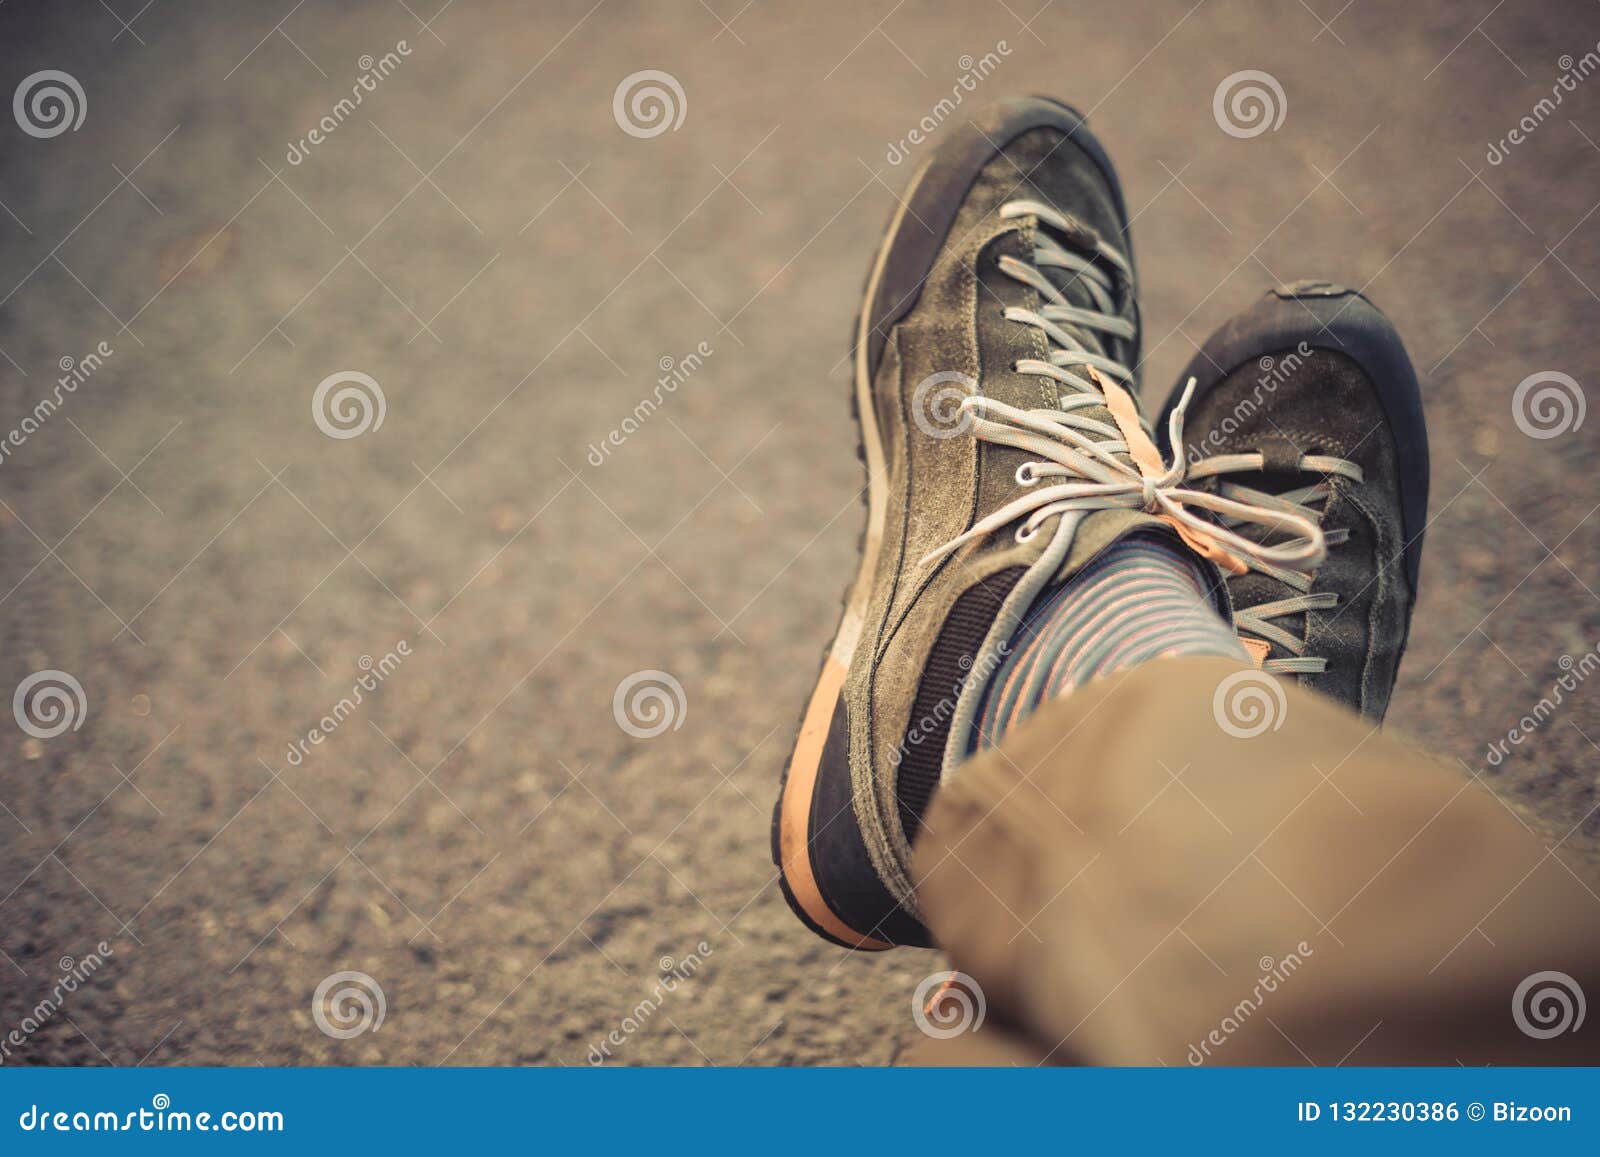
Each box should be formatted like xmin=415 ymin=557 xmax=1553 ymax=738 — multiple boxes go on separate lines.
xmin=894 ymin=566 xmax=1024 ymax=844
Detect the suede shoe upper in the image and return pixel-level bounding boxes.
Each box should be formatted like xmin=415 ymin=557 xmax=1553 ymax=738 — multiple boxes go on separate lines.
xmin=1167 ymin=286 xmax=1427 ymax=720
xmin=849 ymin=136 xmax=1329 ymax=914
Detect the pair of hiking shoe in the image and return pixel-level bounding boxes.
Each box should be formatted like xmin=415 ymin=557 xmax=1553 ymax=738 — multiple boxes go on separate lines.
xmin=772 ymin=97 xmax=1430 ymax=950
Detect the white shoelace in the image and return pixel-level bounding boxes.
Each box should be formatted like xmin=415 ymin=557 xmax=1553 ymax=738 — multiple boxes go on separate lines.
xmin=1184 ymin=452 xmax=1363 ymax=673
xmin=933 ymin=199 xmax=1333 ymax=784
xmin=918 ymin=200 xmax=1329 ymax=582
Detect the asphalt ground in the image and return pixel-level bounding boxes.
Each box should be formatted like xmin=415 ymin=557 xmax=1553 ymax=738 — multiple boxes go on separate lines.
xmin=2 ymin=0 xmax=1599 ymax=1065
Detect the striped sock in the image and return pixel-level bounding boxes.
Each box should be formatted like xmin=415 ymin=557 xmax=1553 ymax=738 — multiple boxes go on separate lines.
xmin=973 ymin=532 xmax=1245 ymax=751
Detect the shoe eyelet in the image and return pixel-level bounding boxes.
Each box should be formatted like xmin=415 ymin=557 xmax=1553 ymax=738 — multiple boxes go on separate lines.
xmin=1016 ymin=464 xmax=1039 ymax=486
xmin=1015 ymin=525 xmax=1036 ymax=545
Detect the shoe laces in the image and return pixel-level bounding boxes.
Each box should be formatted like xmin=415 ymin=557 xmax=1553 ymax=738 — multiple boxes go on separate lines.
xmin=918 ymin=199 xmax=1329 ymax=584
xmin=1184 ymin=451 xmax=1363 ymax=674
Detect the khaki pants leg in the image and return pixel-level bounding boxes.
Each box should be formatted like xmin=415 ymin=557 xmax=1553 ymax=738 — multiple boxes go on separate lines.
xmin=910 ymin=656 xmax=1600 ymax=1065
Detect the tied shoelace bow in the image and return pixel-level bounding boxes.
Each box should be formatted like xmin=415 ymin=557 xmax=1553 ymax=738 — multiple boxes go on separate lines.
xmin=918 ymin=199 xmax=1329 ymax=584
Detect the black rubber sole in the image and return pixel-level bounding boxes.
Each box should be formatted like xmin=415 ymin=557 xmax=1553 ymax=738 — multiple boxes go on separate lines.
xmin=1157 ymin=283 xmax=1430 ymax=596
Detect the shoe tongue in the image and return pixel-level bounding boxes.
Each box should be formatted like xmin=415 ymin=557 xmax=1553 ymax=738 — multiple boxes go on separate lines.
xmin=1189 ymin=448 xmax=1318 ymax=658
xmin=1040 ymin=262 xmax=1111 ymax=362
xmin=1035 ymin=218 xmax=1123 ymax=362
xmin=1034 ymin=251 xmax=1136 ymax=470
xmin=1231 ymin=567 xmax=1307 ymax=663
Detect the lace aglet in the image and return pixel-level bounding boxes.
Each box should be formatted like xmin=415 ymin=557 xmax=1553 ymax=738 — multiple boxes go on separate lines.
xmin=1167 ymin=376 xmax=1199 ymax=460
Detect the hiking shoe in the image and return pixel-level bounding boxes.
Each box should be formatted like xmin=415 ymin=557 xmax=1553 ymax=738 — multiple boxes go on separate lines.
xmin=1157 ymin=281 xmax=1429 ymax=721
xmin=771 ymin=99 xmax=1326 ymax=950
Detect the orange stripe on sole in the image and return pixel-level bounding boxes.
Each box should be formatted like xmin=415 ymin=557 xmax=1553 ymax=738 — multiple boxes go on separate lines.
xmin=777 ymin=656 xmax=892 ymax=951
